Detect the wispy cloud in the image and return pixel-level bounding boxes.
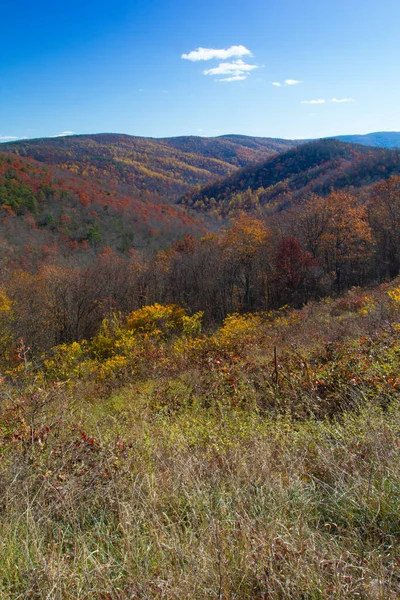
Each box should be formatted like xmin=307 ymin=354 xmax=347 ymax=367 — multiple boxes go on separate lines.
xmin=220 ymin=75 xmax=248 ymax=82
xmin=301 ymin=99 xmax=326 ymax=104
xmin=0 ymin=135 xmax=20 ymax=141
xmin=331 ymin=97 xmax=356 ymax=103
xmin=182 ymin=45 xmax=252 ymax=62
xmin=204 ymin=59 xmax=259 ymax=82
xmin=300 ymin=98 xmax=356 ymax=106
xmin=183 ymin=46 xmax=260 ymax=82
xmin=284 ymin=79 xmax=301 ymax=85
xmin=272 ymin=79 xmax=302 ymax=87
xmin=53 ymin=131 xmax=76 ymax=137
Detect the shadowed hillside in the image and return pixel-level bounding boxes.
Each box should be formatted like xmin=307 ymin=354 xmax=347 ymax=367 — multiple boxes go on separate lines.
xmin=180 ymin=139 xmax=400 ymax=215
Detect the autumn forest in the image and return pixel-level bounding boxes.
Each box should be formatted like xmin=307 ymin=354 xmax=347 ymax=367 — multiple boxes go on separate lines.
xmin=1 ymin=136 xmax=400 ymax=350
xmin=1 ymin=132 xmax=400 ymax=598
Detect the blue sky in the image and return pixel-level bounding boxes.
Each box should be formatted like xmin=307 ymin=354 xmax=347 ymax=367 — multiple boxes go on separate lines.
xmin=1 ymin=0 xmax=399 ymax=140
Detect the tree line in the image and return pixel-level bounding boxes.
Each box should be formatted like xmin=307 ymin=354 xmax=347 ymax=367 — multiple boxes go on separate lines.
xmin=1 ymin=177 xmax=400 ymax=356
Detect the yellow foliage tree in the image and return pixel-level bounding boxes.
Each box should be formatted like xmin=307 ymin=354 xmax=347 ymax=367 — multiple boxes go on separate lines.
xmin=220 ymin=215 xmax=271 ymax=312
xmin=0 ymin=288 xmax=13 ymax=366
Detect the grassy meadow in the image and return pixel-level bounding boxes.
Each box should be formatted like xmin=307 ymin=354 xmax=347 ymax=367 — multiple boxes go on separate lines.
xmin=1 ymin=283 xmax=400 ymax=598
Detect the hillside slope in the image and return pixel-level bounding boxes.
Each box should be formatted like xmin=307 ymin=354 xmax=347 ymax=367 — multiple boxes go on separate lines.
xmin=0 ymin=133 xmax=297 ymax=201
xmin=164 ymin=134 xmax=298 ymax=159
xmin=180 ymin=139 xmax=400 ymax=215
xmin=0 ymin=153 xmax=203 ymax=269
xmin=335 ymin=131 xmax=400 ymax=149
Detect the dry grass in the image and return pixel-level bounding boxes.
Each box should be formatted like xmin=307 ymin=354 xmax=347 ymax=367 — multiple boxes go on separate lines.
xmin=0 ymin=393 xmax=399 ymax=599
xmin=1 ymin=282 xmax=400 ymax=598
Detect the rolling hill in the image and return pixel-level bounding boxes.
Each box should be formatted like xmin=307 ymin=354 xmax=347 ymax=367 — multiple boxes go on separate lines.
xmin=180 ymin=139 xmax=400 ymax=215
xmin=0 ymin=152 xmax=203 ymax=270
xmin=2 ymin=131 xmax=399 ymax=212
xmin=335 ymin=131 xmax=400 ymax=149
xmin=0 ymin=133 xmax=298 ymax=202
xmin=3 ymin=133 xmax=400 ymax=269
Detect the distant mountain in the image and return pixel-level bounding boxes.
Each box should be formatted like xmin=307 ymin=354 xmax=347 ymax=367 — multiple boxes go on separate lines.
xmin=180 ymin=139 xmax=400 ymax=215
xmin=0 ymin=133 xmax=297 ymax=202
xmin=3 ymin=131 xmax=399 ymax=209
xmin=0 ymin=153 xmax=203 ymax=269
xmin=164 ymin=134 xmax=299 ymax=158
xmin=334 ymin=132 xmax=400 ymax=149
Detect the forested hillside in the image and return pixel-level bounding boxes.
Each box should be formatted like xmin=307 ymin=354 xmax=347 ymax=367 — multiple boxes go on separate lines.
xmin=164 ymin=133 xmax=299 ymax=158
xmin=181 ymin=139 xmax=400 ymax=215
xmin=0 ymin=172 xmax=399 ymax=350
xmin=0 ymin=133 xmax=297 ymax=201
xmin=0 ymin=153 xmax=203 ymax=270
xmin=2 ymin=135 xmax=400 ymax=315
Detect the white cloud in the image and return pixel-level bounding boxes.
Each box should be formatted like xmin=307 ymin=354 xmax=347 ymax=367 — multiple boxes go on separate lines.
xmin=0 ymin=136 xmax=19 ymax=140
xmin=203 ymin=58 xmax=259 ymax=82
xmin=331 ymin=97 xmax=356 ymax=103
xmin=182 ymin=45 xmax=252 ymax=62
xmin=204 ymin=59 xmax=258 ymax=76
xmin=272 ymin=79 xmax=302 ymax=86
xmin=301 ymin=99 xmax=326 ymax=104
xmin=183 ymin=47 xmax=259 ymax=82
xmin=219 ymin=75 xmax=247 ymax=82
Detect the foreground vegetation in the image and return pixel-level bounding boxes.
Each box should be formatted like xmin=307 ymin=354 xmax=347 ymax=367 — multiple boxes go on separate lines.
xmin=1 ymin=280 xmax=400 ymax=598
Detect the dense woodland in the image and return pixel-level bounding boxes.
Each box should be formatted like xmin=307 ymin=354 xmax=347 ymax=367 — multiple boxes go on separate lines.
xmin=0 ymin=133 xmax=297 ymax=201
xmin=1 ymin=133 xmax=400 ymax=598
xmin=1 ymin=137 xmax=400 ymax=352
xmin=181 ymin=140 xmax=400 ymax=215
xmin=0 ymin=152 xmax=204 ymax=267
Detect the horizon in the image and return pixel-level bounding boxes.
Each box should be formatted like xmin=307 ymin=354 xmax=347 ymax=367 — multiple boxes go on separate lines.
xmin=1 ymin=0 xmax=400 ymax=142
xmin=1 ymin=129 xmax=400 ymax=145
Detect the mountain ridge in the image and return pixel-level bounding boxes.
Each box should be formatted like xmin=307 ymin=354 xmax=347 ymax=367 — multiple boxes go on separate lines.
xmin=180 ymin=138 xmax=400 ymax=215
xmin=0 ymin=133 xmax=298 ymax=201
xmin=334 ymin=131 xmax=400 ymax=149
xmin=1 ymin=132 xmax=399 ymax=206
